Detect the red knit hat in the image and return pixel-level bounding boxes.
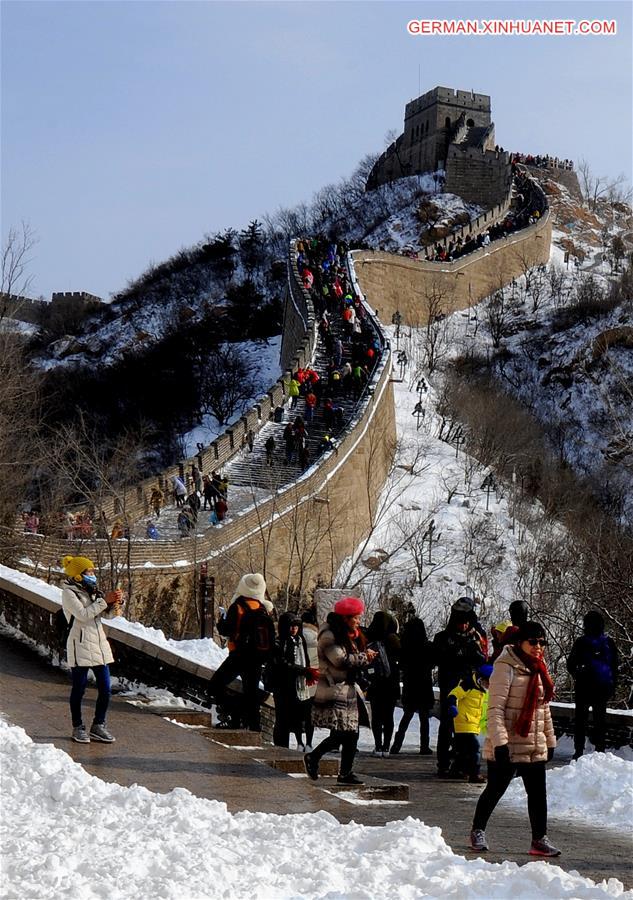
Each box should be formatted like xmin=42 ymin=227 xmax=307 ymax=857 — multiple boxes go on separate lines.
xmin=334 ymin=596 xmax=364 ymax=616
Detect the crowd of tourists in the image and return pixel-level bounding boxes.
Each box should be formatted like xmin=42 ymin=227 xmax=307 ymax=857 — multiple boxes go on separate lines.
xmin=424 ymin=172 xmax=546 ymax=263
xmin=57 ymin=557 xmax=620 ymax=859
xmin=511 ymin=152 xmax=574 ymax=171
xmin=204 ymin=575 xmax=619 ymax=858
xmin=269 ymin=238 xmax=382 ymax=469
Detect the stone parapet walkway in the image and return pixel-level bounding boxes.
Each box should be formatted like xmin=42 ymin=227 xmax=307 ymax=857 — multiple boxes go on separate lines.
xmin=1 ymin=634 xmax=631 ymax=889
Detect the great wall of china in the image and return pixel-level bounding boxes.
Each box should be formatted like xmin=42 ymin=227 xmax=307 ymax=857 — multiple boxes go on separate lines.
xmin=7 ymin=87 xmax=557 ymax=636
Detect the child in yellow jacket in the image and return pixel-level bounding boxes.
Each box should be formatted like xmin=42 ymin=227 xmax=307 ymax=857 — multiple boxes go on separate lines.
xmin=447 ymin=663 xmax=492 ymax=784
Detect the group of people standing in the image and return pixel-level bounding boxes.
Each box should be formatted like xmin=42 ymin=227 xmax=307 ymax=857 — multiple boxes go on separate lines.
xmin=59 ymin=557 xmax=620 ymax=861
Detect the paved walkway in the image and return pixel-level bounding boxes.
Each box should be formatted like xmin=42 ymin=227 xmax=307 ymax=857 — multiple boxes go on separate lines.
xmin=1 ymin=634 xmax=631 ymax=889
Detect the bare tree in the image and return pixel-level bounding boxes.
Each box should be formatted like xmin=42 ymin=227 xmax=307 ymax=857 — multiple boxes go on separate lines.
xmin=1 ymin=222 xmax=38 ymax=320
xmin=199 ymin=345 xmax=259 ymax=427
xmin=577 ymin=159 xmax=632 ymax=210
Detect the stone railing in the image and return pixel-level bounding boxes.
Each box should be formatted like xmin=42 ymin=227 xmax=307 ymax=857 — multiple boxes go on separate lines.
xmin=351 ymin=182 xmax=551 ymax=324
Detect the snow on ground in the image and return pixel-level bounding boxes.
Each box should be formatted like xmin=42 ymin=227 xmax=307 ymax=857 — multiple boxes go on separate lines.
xmin=503 ymin=752 xmax=633 ymax=833
xmin=335 ymin=324 xmax=525 ymax=634
xmin=1 ymin=718 xmax=629 ymax=900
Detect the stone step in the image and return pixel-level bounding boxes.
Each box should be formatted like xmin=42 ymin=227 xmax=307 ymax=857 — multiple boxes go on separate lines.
xmin=263 ymin=756 xmax=339 ymax=776
xmin=149 ymin=707 xmax=213 ymax=727
xmin=204 ymin=728 xmax=263 ymax=747
xmin=319 ymin=774 xmax=409 ymax=801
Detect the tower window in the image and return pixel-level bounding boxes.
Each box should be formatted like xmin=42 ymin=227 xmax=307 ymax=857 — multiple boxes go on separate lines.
xmin=467 ymin=118 xmax=474 ymax=127
xmin=445 ymin=116 xmax=451 ymax=128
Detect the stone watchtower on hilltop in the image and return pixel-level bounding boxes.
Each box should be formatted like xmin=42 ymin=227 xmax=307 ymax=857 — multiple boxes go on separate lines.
xmin=367 ymin=86 xmax=512 ymax=208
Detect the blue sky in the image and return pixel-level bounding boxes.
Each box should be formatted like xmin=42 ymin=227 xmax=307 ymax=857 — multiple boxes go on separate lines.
xmin=2 ymin=0 xmax=631 ymax=300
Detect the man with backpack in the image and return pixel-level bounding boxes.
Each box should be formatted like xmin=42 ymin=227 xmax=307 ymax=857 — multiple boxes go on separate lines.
xmin=567 ymin=611 xmax=618 ymax=758
xmin=208 ymin=573 xmax=275 ymax=731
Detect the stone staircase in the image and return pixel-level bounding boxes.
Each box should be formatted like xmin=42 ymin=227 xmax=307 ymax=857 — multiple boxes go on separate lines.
xmin=224 ymin=315 xmax=371 ymax=492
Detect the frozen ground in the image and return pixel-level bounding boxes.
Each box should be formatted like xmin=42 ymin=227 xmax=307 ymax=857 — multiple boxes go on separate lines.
xmin=1 ymin=717 xmax=630 ymax=900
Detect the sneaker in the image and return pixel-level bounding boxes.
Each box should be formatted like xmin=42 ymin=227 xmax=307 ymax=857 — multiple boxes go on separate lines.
xmin=470 ymin=829 xmax=489 ymax=852
xmin=529 ymin=836 xmax=561 ymax=857
xmin=337 ymin=772 xmax=364 ymax=785
xmin=304 ymin=744 xmax=313 ymax=753
xmin=303 ymin=752 xmax=319 ymax=781
xmin=419 ymin=747 xmax=433 ymax=756
xmin=89 ymin=723 xmax=115 ymax=743
xmin=372 ymin=748 xmax=382 ymax=757
xmin=381 ymin=750 xmax=389 ymax=758
xmin=390 ymin=744 xmax=401 ymax=755
xmin=72 ymin=726 xmax=90 ymax=744
xmin=296 ymin=742 xmax=305 ymax=753
xmin=468 ymin=774 xmax=487 ymax=784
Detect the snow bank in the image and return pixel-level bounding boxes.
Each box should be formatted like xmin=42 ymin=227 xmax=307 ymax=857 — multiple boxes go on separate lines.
xmin=505 ymin=752 xmax=633 ymax=833
xmin=1 ymin=720 xmax=629 ymax=900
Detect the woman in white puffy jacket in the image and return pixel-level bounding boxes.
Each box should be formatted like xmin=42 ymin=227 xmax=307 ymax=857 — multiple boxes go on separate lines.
xmin=61 ymin=555 xmax=122 ymax=744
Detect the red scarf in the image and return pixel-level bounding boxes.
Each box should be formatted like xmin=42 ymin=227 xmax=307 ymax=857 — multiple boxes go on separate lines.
xmin=513 ymin=647 xmax=555 ymax=738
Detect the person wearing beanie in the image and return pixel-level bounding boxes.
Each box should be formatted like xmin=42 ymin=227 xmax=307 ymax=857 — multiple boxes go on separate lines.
xmin=446 ymin=663 xmax=492 ymax=783
xmin=470 ymin=621 xmax=559 ymax=857
xmin=208 ymin=573 xmax=274 ymax=731
xmin=567 ymin=611 xmax=618 ymax=758
xmin=304 ymin=598 xmax=377 ymax=785
xmin=432 ymin=600 xmax=486 ymax=777
xmin=60 ymin=555 xmax=123 ymax=744
xmin=364 ymin=611 xmax=400 ymax=757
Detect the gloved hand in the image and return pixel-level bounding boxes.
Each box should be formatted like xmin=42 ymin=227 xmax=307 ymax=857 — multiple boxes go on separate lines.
xmin=448 ymin=703 xmax=459 ymax=719
xmin=494 ymin=744 xmax=511 ymax=766
xmin=547 ymin=747 xmax=555 ymax=762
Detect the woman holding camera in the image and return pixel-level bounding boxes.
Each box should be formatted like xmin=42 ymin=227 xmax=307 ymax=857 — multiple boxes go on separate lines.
xmin=470 ymin=620 xmax=559 ymax=857
xmin=61 ymin=555 xmax=122 ymax=744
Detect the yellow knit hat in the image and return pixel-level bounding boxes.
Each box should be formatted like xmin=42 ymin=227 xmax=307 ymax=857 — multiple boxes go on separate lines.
xmin=62 ymin=555 xmax=96 ymax=581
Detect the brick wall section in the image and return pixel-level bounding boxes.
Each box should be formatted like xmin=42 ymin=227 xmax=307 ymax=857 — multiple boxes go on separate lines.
xmin=352 ymin=206 xmax=552 ymax=325
xmin=446 ymin=146 xmax=512 ymax=207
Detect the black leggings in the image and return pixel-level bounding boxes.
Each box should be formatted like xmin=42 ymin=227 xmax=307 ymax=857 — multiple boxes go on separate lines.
xmin=392 ymin=702 xmax=430 ymax=750
xmin=473 ymin=760 xmax=547 ymax=839
xmin=311 ymin=729 xmax=359 ymax=775
xmin=370 ymin=694 xmax=396 ymax=751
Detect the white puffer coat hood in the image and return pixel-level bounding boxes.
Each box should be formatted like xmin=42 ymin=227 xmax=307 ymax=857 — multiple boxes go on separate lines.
xmin=62 ymin=581 xmax=115 ymax=668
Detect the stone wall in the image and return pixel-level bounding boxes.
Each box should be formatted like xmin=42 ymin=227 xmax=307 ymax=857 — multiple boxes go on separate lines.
xmin=18 ymin=351 xmax=395 ymax=624
xmin=16 ymin=250 xmax=396 ymax=630
xmin=351 ymin=209 xmax=552 ymax=325
xmin=368 ymin=86 xmax=493 ymax=188
xmin=445 ymin=145 xmax=512 ymax=207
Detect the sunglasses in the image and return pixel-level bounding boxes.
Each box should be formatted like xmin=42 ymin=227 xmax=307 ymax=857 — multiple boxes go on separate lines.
xmin=527 ymin=638 xmax=548 ymax=647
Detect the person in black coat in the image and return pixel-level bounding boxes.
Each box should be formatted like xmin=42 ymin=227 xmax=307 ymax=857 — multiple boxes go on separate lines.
xmin=567 ymin=611 xmax=618 ymax=758
xmin=390 ymin=616 xmax=434 ymax=755
xmin=432 ymin=598 xmax=486 ymax=776
xmin=364 ymin=611 xmax=401 ymax=756
xmin=271 ymin=613 xmax=315 ymax=749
